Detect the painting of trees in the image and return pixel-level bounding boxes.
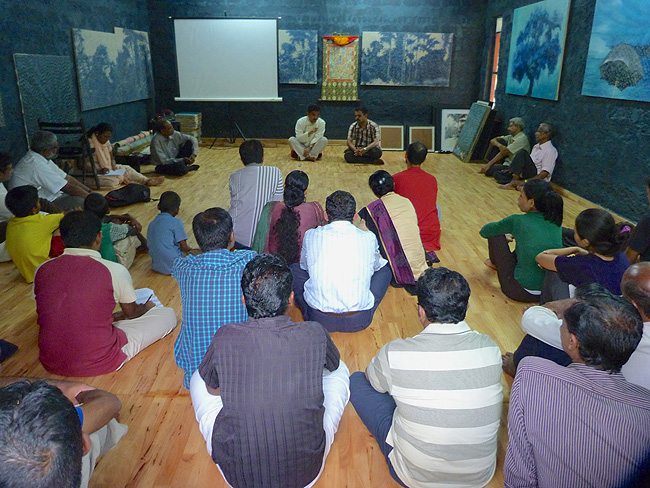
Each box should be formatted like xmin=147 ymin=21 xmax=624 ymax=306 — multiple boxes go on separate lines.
xmin=278 ymin=30 xmax=318 ymax=84
xmin=505 ymin=0 xmax=570 ymax=100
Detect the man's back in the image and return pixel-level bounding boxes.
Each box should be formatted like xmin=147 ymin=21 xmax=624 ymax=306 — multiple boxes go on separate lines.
xmin=228 ymin=164 xmax=283 ymax=247
xmin=34 ymin=252 xmax=129 ymax=376
xmin=393 ymin=166 xmax=441 ymax=251
xmin=505 ymin=356 xmax=650 ymax=488
xmin=198 ymin=315 xmax=339 ymax=488
xmin=172 ymin=248 xmax=257 ymax=388
xmin=366 ymin=322 xmax=503 ymax=488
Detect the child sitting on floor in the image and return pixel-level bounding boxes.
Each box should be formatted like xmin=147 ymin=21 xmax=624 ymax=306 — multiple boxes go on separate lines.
xmin=5 ymin=185 xmax=64 ymax=283
xmin=147 ymin=191 xmax=193 ymax=274
xmin=84 ymin=193 xmax=147 ymax=268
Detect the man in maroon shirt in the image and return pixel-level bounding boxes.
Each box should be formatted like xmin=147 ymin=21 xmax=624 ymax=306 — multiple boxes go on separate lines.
xmin=393 ymin=142 xmax=441 ymax=257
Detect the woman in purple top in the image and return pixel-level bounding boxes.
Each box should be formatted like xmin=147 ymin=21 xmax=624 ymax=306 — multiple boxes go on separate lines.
xmin=535 ymin=208 xmax=633 ymax=302
xmin=252 ymin=170 xmax=325 ymax=264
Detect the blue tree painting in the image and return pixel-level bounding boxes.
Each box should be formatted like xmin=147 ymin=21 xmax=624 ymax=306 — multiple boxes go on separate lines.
xmin=505 ymin=0 xmax=571 ymax=100
xmin=360 ymin=32 xmax=453 ymax=87
xmin=582 ymin=0 xmax=650 ymax=103
xmin=278 ymin=30 xmax=318 ymax=84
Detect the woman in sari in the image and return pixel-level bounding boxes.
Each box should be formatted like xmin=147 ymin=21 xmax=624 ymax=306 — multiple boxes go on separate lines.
xmin=359 ymin=170 xmax=428 ymax=288
xmin=252 ymin=170 xmax=325 ymax=263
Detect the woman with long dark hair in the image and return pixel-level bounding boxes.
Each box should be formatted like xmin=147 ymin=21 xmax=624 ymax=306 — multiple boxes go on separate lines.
xmin=252 ymin=170 xmax=325 ymax=263
xmin=480 ymin=180 xmax=563 ymax=302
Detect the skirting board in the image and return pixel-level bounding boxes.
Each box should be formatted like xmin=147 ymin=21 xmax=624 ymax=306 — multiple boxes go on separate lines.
xmin=379 ymin=125 xmax=404 ymax=151
xmin=409 ymin=126 xmax=435 ymax=152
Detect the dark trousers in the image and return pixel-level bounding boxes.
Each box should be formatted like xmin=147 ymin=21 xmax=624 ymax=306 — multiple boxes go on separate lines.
xmin=487 ymin=235 xmax=540 ymax=303
xmin=290 ymin=263 xmax=392 ymax=333
xmin=513 ymin=334 xmax=572 ymax=370
xmin=344 ymin=147 xmax=383 ymax=164
xmin=540 ymin=270 xmax=570 ymax=304
xmin=349 ymin=372 xmax=408 ymax=487
xmin=483 ymin=138 xmax=508 ymax=177
xmin=155 ymin=140 xmax=194 ymax=176
xmin=493 ymin=149 xmax=536 ymax=184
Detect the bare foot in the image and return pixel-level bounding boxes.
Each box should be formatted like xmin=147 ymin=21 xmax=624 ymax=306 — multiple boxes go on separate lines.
xmin=484 ymin=258 xmax=497 ymax=271
xmin=498 ymin=182 xmax=517 ymax=190
xmin=146 ymin=176 xmax=165 ymax=187
xmin=304 ymin=156 xmax=317 ymax=162
xmin=502 ymin=352 xmax=516 ymax=377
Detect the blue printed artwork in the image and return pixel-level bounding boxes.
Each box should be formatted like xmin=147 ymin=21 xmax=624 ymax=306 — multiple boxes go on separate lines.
xmin=72 ymin=27 xmax=153 ymax=111
xmin=505 ymin=0 xmax=571 ymax=101
xmin=360 ymin=32 xmax=453 ymax=87
xmin=582 ymin=0 xmax=650 ymax=103
xmin=278 ymin=30 xmax=318 ymax=84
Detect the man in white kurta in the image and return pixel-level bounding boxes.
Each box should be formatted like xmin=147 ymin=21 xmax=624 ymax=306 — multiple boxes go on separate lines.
xmin=289 ymin=104 xmax=328 ymax=161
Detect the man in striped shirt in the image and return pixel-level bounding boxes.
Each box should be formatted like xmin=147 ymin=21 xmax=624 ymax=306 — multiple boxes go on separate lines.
xmin=228 ymin=139 xmax=284 ymax=247
xmin=350 ymin=267 xmax=503 ymax=488
xmin=344 ymin=106 xmax=383 ymax=165
xmin=505 ymin=287 xmax=650 ymax=488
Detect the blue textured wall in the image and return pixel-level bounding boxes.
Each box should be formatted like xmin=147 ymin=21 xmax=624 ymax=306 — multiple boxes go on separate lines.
xmin=485 ymin=0 xmax=650 ymax=221
xmin=146 ymin=0 xmax=488 ymax=141
xmin=1 ymin=0 xmax=151 ymax=160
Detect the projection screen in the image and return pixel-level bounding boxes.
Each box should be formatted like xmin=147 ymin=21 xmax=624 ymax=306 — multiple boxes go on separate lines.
xmin=173 ymin=18 xmax=281 ymax=102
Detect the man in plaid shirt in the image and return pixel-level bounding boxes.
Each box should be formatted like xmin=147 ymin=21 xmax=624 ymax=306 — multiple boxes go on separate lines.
xmin=344 ymin=106 xmax=384 ymax=165
xmin=172 ymin=207 xmax=256 ymax=388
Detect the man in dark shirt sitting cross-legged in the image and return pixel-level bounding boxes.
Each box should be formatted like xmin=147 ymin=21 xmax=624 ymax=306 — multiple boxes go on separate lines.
xmin=190 ymin=254 xmax=350 ymax=488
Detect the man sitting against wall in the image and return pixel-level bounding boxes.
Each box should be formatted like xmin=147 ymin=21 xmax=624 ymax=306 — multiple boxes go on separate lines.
xmin=476 ymin=117 xmax=530 ymax=177
xmin=150 ymin=119 xmax=200 ymax=176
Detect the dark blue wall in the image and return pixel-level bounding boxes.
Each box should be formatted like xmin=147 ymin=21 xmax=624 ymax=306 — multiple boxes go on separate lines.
xmin=146 ymin=0 xmax=488 ymax=141
xmin=484 ymin=0 xmax=650 ymax=221
xmin=1 ymin=0 xmax=151 ymax=160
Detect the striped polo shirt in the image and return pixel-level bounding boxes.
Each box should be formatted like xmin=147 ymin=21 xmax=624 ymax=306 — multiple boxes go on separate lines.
xmin=366 ymin=321 xmax=503 ymax=488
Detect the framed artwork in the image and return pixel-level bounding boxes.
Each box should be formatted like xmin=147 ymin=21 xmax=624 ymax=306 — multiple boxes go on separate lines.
xmin=379 ymin=125 xmax=404 ymax=151
xmin=321 ymin=37 xmax=359 ymax=101
xmin=582 ymin=0 xmax=650 ymax=103
xmin=409 ymin=126 xmax=435 ymax=152
xmin=278 ymin=29 xmax=318 ymax=84
xmin=440 ymin=109 xmax=470 ymax=152
xmin=505 ymin=0 xmax=571 ymax=100
xmin=361 ymin=31 xmax=453 ymax=86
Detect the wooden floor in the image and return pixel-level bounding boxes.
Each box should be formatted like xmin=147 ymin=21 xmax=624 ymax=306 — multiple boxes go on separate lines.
xmin=0 ymin=141 xmax=605 ymax=487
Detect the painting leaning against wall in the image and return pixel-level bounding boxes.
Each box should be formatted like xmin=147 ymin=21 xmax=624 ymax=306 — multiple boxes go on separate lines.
xmin=360 ymin=32 xmax=453 ymax=87
xmin=582 ymin=0 xmax=650 ymax=103
xmin=505 ymin=0 xmax=571 ymax=101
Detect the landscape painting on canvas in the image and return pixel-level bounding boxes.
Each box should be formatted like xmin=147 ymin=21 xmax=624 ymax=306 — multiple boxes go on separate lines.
xmin=582 ymin=0 xmax=650 ymax=103
xmin=505 ymin=0 xmax=571 ymax=100
xmin=278 ymin=30 xmax=318 ymax=84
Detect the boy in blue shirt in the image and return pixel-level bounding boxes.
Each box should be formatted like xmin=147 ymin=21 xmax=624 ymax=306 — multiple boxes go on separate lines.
xmin=148 ymin=191 xmax=192 ymax=274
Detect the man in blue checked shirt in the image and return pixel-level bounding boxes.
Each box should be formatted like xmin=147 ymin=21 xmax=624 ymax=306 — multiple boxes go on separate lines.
xmin=172 ymin=207 xmax=256 ymax=388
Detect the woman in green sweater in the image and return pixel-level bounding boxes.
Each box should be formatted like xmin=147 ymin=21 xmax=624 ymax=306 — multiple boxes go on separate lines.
xmin=480 ymin=180 xmax=563 ymax=302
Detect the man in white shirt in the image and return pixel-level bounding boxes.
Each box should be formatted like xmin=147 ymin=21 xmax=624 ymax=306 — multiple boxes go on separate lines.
xmin=150 ymin=119 xmax=200 ymax=176
xmin=291 ymin=190 xmax=392 ymax=333
xmin=497 ymin=123 xmax=558 ymax=190
xmin=289 ymin=104 xmax=328 ymax=162
xmin=503 ymin=263 xmax=650 ymax=390
xmin=9 ymin=131 xmax=91 ymax=211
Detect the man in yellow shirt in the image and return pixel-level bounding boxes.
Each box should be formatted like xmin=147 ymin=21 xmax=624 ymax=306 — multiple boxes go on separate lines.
xmin=5 ymin=185 xmax=63 ymax=282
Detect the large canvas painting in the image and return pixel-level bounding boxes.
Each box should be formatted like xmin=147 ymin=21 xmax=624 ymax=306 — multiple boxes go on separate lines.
xmin=72 ymin=27 xmax=153 ymax=111
xmin=441 ymin=109 xmax=470 ymax=152
xmin=360 ymin=32 xmax=453 ymax=86
xmin=582 ymin=0 xmax=650 ymax=103
xmin=505 ymin=0 xmax=571 ymax=100
xmin=279 ymin=30 xmax=318 ymax=84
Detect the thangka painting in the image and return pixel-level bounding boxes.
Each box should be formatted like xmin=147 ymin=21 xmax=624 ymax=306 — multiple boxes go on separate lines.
xmin=360 ymin=32 xmax=453 ymax=87
xmin=505 ymin=0 xmax=571 ymax=100
xmin=72 ymin=27 xmax=153 ymax=111
xmin=582 ymin=0 xmax=650 ymax=103
xmin=279 ymin=30 xmax=318 ymax=84
xmin=441 ymin=109 xmax=470 ymax=152
xmin=321 ymin=37 xmax=359 ymax=101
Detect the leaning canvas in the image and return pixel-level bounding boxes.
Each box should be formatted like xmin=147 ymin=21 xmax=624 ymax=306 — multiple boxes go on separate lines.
xmin=361 ymin=32 xmax=453 ymax=87
xmin=582 ymin=0 xmax=650 ymax=103
xmin=505 ymin=0 xmax=571 ymax=100
xmin=441 ymin=109 xmax=470 ymax=152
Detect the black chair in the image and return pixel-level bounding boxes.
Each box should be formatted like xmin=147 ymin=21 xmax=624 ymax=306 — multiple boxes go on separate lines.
xmin=37 ymin=118 xmax=100 ymax=188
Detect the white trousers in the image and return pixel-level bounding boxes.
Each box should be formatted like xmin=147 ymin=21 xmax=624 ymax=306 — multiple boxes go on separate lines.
xmin=116 ymin=307 xmax=178 ymax=364
xmin=289 ymin=136 xmax=328 ymax=160
xmin=190 ymin=360 xmax=350 ymax=488
xmin=80 ymin=419 xmax=128 ymax=488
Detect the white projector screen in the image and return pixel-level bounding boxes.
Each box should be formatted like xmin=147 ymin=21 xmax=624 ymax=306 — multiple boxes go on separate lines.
xmin=173 ymin=18 xmax=281 ymax=102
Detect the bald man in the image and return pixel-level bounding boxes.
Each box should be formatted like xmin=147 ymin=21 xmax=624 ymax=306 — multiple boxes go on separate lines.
xmin=502 ymin=264 xmax=650 ymax=390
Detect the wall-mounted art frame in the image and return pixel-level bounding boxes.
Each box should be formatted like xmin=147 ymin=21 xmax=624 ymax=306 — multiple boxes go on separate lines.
xmin=278 ymin=29 xmax=318 ymax=84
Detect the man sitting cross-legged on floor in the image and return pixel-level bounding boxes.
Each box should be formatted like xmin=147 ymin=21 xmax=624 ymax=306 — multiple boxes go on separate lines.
xmin=291 ymin=190 xmax=392 ymax=333
xmin=350 ymin=267 xmax=503 ymax=488
xmin=190 ymin=254 xmax=350 ymax=488
xmin=172 ymin=207 xmax=256 ymax=389
xmin=0 ymin=377 xmax=127 ymax=488
xmin=33 ymin=211 xmax=178 ymax=376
